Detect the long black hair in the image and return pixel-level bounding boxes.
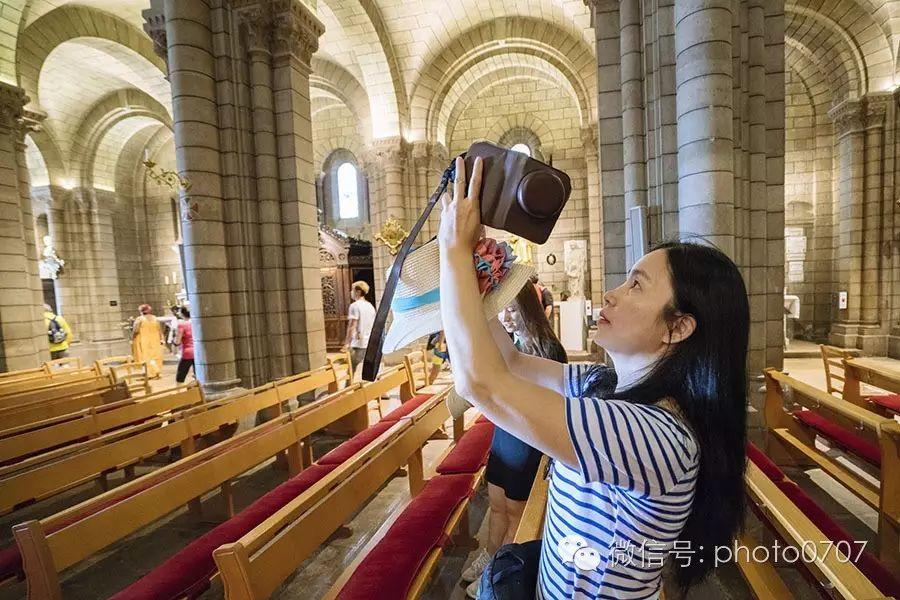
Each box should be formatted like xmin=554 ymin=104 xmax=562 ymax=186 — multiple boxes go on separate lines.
xmin=510 ymin=282 xmax=567 ymax=364
xmin=582 ymin=241 xmax=749 ymax=592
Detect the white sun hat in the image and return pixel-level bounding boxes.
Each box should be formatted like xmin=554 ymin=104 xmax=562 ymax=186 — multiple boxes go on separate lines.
xmin=382 ymin=237 xmax=535 ymax=353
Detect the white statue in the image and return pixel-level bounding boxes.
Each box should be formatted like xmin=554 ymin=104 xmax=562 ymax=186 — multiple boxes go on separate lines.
xmin=564 ymin=240 xmax=586 ymax=299
xmin=39 ymin=234 xmax=65 ymax=280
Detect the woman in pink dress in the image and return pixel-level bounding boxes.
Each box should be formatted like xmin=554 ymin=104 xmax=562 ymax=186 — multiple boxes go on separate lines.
xmin=173 ymin=306 xmax=194 ymax=383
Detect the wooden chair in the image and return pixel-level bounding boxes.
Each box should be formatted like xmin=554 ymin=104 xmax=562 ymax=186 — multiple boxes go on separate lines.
xmin=764 ymin=368 xmax=898 ymax=567
xmin=92 ymin=355 xmax=133 ymax=378
xmin=0 ymin=384 xmax=203 ymax=465
xmin=843 ymin=357 xmax=900 ymax=417
xmin=44 ymin=357 xmax=83 ymax=372
xmin=109 ymin=362 xmax=152 ymax=396
xmin=405 ymin=349 xmax=430 ymax=389
xmin=11 ymin=372 xmax=425 ymax=598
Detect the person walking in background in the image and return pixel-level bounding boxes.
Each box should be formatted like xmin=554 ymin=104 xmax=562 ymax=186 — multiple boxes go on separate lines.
xmin=530 ymin=274 xmax=554 ymax=319
xmin=426 ymin=330 xmax=449 ymax=383
xmin=43 ymin=303 xmax=72 ymax=359
xmin=173 ymin=305 xmax=194 ymax=384
xmin=132 ymin=304 xmax=164 ymax=379
xmin=462 ymin=283 xmax=567 ymax=597
xmin=342 ymin=281 xmax=376 ymax=378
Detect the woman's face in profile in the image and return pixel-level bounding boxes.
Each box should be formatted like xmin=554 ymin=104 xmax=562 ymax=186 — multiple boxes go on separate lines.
xmin=499 ymin=306 xmax=520 ymax=334
xmin=593 ymin=249 xmax=676 ymax=356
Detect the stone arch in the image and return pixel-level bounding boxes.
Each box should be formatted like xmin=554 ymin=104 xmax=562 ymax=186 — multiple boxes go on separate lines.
xmin=311 ymin=57 xmax=372 ymax=144
xmin=25 ymin=126 xmax=67 ymax=187
xmin=409 ymin=17 xmax=595 ymax=143
xmin=497 ymin=126 xmax=546 ymax=162
xmin=317 ymin=0 xmax=405 ymax=138
xmin=785 ymin=38 xmax=835 ymax=118
xmin=24 ymin=133 xmax=49 ymax=187
xmin=16 ymin=5 xmax=166 ymax=107
xmin=485 ymin=114 xmax=554 ymax=155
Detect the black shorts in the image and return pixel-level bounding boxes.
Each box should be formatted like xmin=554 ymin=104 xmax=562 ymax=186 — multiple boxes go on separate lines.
xmin=485 ymin=426 xmax=543 ymax=501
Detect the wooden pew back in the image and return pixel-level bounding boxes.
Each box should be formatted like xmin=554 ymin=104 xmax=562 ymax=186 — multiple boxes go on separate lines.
xmin=843 ymin=357 xmax=900 ymax=414
xmin=12 ymin=377 xmax=414 ymax=599
xmin=0 ymin=384 xmax=203 ymax=464
xmin=93 ymin=355 xmax=133 ymax=378
xmin=0 ymin=382 xmax=128 ymax=431
xmin=214 ymin=388 xmax=451 ymax=600
xmin=0 ymin=368 xmax=99 ymax=401
xmin=0 ymin=365 xmax=49 ymax=383
xmin=820 ymin=344 xmax=855 ymax=397
xmin=404 ymin=349 xmax=430 ymax=390
xmin=879 ymin=421 xmax=900 ymax=573
xmin=44 ymin=357 xmax=83 ymax=372
xmin=513 ymin=455 xmax=550 ymax=543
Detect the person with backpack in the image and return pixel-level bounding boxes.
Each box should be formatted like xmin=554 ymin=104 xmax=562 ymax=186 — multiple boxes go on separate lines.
xmin=43 ymin=304 xmax=72 ymax=359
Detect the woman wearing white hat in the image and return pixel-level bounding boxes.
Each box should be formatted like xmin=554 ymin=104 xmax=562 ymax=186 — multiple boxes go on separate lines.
xmin=439 ymin=156 xmax=750 ymax=599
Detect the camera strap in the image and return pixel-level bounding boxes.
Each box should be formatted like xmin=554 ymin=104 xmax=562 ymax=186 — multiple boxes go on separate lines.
xmin=361 ymin=161 xmax=457 ymax=381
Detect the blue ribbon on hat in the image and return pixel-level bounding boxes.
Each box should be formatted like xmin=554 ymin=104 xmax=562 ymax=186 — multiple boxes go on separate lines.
xmin=391 ymin=287 xmax=440 ymax=312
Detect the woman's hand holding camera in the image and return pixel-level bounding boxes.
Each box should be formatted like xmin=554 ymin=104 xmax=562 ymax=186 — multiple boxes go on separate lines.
xmin=439 ymin=156 xmax=484 ymax=253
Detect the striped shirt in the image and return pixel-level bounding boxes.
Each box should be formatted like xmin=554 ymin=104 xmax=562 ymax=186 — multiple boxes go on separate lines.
xmin=537 ymin=364 xmax=700 ymax=599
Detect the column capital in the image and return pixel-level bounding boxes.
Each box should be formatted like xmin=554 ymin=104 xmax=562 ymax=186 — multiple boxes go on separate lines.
xmin=0 ymin=82 xmax=28 ymax=133
xmin=863 ymin=92 xmax=891 ymax=127
xmin=364 ymin=136 xmax=409 ymax=168
xmin=271 ymin=0 xmax=324 ymax=64
xmin=828 ymin=99 xmax=864 ymax=137
xmin=142 ymin=8 xmax=168 ymax=61
xmin=235 ymin=3 xmax=274 ymax=53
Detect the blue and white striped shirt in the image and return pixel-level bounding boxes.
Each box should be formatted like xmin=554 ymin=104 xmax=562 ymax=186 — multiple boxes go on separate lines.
xmin=538 ymin=364 xmax=700 ymax=599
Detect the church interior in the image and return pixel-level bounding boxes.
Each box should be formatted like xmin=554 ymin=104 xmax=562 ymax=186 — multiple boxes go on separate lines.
xmin=0 ymin=0 xmax=899 ymax=598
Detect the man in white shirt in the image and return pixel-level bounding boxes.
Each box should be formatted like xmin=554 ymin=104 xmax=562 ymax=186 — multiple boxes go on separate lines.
xmin=343 ymin=281 xmax=376 ymax=378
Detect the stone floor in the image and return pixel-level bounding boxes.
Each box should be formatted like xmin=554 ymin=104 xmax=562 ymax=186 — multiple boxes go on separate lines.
xmin=1 ymin=355 xmax=897 ymax=599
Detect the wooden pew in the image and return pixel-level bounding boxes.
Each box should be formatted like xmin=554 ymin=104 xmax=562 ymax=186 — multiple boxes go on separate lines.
xmin=214 ymin=388 xmax=452 ymax=600
xmin=0 ymin=366 xmax=350 ymax=517
xmin=879 ymin=421 xmax=900 ymax=573
xmin=843 ymin=357 xmax=900 ymax=417
xmin=0 ymin=364 xmax=49 ymax=383
xmin=0 ymin=367 xmax=100 ymax=400
xmin=11 ymin=372 xmax=424 ymax=599
xmin=0 ymin=380 xmax=128 ymax=431
xmin=44 ymin=357 xmax=83 ymax=372
xmin=513 ymin=454 xmax=550 ymax=544
xmin=764 ymin=369 xmax=898 ymax=568
xmin=0 ymin=384 xmax=203 ymax=464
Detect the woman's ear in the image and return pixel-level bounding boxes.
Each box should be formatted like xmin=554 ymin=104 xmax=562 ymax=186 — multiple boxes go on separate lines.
xmin=664 ymin=313 xmax=696 ymax=345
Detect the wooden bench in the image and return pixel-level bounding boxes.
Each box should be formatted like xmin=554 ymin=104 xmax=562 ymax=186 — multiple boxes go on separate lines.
xmin=513 ymin=454 xmax=550 ymax=543
xmin=109 ymin=362 xmax=152 ymax=396
xmin=0 ymin=367 xmax=100 ymax=401
xmin=0 ymin=365 xmax=50 ymax=383
xmin=324 ymin=414 xmax=493 ymax=600
xmin=0 ymin=384 xmax=204 ymax=465
xmin=744 ymin=444 xmax=899 ymax=598
xmin=0 ymin=365 xmax=351 ymax=517
xmin=44 ymin=357 xmax=84 ymax=372
xmin=764 ymin=369 xmax=899 ymax=569
xmin=843 ymin=357 xmax=900 ymax=417
xmin=10 ymin=368 xmax=432 ymax=598
xmin=0 ymin=380 xmax=129 ymax=431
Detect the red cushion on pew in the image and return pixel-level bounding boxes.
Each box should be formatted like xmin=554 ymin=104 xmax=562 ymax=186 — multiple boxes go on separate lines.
xmin=870 ymin=393 xmax=900 ymax=412
xmin=475 ymin=415 xmax=490 ymax=425
xmin=336 ymin=473 xmax=474 ymax=600
xmin=791 ymin=410 xmax=881 ymax=466
xmin=318 ymin=422 xmax=395 ymax=465
xmin=0 ymin=544 xmax=22 ymax=582
xmin=774 ymin=480 xmax=900 ymax=597
xmin=436 ymin=423 xmax=495 ymax=474
xmin=109 ymin=463 xmax=337 ymax=600
xmin=380 ymin=393 xmax=433 ymax=422
xmin=745 ymin=443 xmax=784 ymax=482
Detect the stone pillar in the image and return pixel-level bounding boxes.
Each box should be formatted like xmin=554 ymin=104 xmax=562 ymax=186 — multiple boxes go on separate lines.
xmin=582 ymin=124 xmax=604 ymax=307
xmin=270 ymin=0 xmax=327 ymax=375
xmin=619 ymin=0 xmax=647 ymax=270
xmin=161 ymin=0 xmax=240 ymax=391
xmin=675 ymin=1 xmax=735 ymax=257
xmin=365 ymin=137 xmax=408 ymax=296
xmin=239 ymin=4 xmax=292 ymax=379
xmin=828 ymin=100 xmax=866 ymax=345
xmin=0 ymin=82 xmax=46 ymax=370
xmin=860 ymin=95 xmax=889 ymax=328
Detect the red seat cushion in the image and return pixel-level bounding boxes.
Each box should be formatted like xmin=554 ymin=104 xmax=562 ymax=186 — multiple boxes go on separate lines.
xmin=746 ymin=443 xmax=784 ymax=482
xmin=792 ymin=410 xmax=881 ymax=466
xmin=870 ymin=393 xmax=900 ymax=413
xmin=475 ymin=415 xmax=490 ymax=425
xmin=318 ymin=422 xmax=395 ymax=465
xmin=0 ymin=544 xmax=22 ymax=582
xmin=109 ymin=464 xmax=337 ymax=600
xmin=336 ymin=474 xmax=474 ymax=600
xmin=436 ymin=423 xmax=495 ymax=474
xmin=775 ymin=480 xmax=900 ymax=597
xmin=380 ymin=394 xmax=433 ymax=422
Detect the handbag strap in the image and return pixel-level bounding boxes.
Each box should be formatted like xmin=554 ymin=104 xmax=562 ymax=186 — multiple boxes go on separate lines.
xmin=361 ymin=162 xmax=457 ymax=381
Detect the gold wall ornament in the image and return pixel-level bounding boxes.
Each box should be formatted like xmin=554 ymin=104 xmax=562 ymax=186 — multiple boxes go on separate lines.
xmin=374 ymin=217 xmax=409 ymax=256
xmin=142 ymin=159 xmax=193 ymax=192
xmin=509 ymin=235 xmax=536 ymax=265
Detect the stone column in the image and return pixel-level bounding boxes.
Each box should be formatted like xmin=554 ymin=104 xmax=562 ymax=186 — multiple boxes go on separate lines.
xmin=860 ymin=94 xmax=889 ymax=330
xmin=582 ymin=124 xmax=604 ymax=307
xmin=828 ymin=100 xmax=865 ymax=344
xmin=675 ymin=1 xmax=735 ymax=257
xmin=160 ymin=0 xmax=240 ymax=391
xmin=270 ymin=0 xmax=327 ymax=375
xmin=365 ymin=137 xmax=408 ymax=296
xmin=0 ymin=82 xmax=46 ymax=370
xmin=620 ymin=0 xmax=647 ymax=270
xmin=238 ymin=4 xmax=292 ymax=379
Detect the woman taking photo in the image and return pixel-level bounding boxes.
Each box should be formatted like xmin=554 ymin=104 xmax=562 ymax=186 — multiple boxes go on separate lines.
xmin=440 ymin=157 xmax=748 ymax=598
xmin=463 ymin=283 xmax=568 ymax=598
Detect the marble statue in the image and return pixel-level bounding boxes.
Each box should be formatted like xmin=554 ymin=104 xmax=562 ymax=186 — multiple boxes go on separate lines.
xmin=564 ymin=239 xmax=586 ymax=299
xmin=39 ymin=234 xmax=65 ymax=280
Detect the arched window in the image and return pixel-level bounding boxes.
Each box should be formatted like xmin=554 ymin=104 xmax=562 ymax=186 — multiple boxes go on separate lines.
xmin=337 ymin=162 xmax=359 ymax=219
xmin=510 ymin=143 xmax=532 ymax=157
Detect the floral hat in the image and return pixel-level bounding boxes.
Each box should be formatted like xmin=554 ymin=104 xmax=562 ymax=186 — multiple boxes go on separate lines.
xmin=382 ymin=237 xmax=535 ymax=353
